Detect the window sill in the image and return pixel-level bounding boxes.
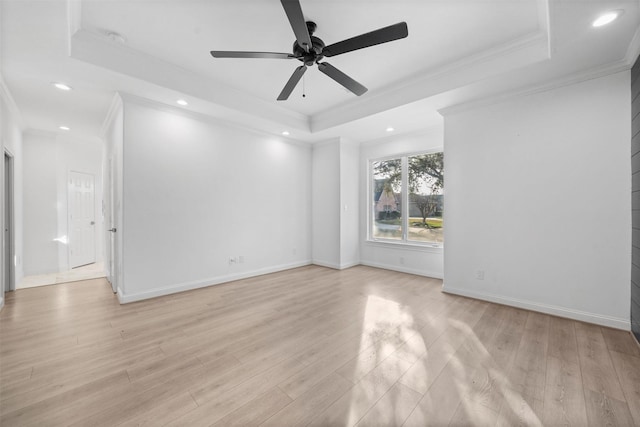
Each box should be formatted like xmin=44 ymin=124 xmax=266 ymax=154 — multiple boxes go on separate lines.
xmin=365 ymin=239 xmax=443 ymax=253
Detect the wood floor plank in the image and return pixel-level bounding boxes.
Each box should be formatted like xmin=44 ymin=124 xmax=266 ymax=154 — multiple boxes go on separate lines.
xmin=609 ymin=350 xmax=640 ymax=425
xmin=260 ymin=372 xmax=353 ymax=427
xmin=0 ymin=371 xmax=131 ymax=426
xmin=403 ymin=362 xmax=464 ymax=427
xmin=2 ymin=266 xmax=640 ymax=427
xmin=542 ymin=356 xmax=588 ymax=426
xmin=584 ymin=389 xmax=635 ymax=427
xmin=504 ymin=312 xmax=549 ymax=403
xmin=170 ymin=355 xmax=309 ymax=426
xmin=355 ymin=382 xmax=422 ymax=427
xmin=397 ymin=298 xmax=488 ymax=395
xmin=575 ymin=322 xmax=627 ymax=401
xmin=449 ymin=398 xmax=499 ymax=426
xmin=307 ymin=354 xmax=412 ymax=426
xmin=495 ymin=393 xmax=544 ymax=427
xmin=602 ymin=327 xmax=640 ymax=358
xmin=117 ymin=391 xmax=198 ymax=427
xmin=547 ymin=315 xmax=580 ymax=365
xmin=211 ymin=387 xmax=292 ymax=427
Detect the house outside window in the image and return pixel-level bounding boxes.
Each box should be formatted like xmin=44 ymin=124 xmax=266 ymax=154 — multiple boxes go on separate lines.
xmin=370 ymin=151 xmax=443 ymax=245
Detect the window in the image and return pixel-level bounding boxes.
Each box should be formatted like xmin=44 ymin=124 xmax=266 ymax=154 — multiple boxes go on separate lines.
xmin=370 ymin=152 xmax=443 ymax=245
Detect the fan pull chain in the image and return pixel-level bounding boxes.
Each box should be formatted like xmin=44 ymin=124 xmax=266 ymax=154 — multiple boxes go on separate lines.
xmin=302 ymin=73 xmax=306 ymax=98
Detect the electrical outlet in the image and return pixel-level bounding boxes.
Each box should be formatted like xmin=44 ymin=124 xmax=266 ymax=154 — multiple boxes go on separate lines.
xmin=475 ymin=270 xmax=485 ymax=280
xmin=400 ymin=257 xmax=405 ymax=265
xmin=229 ymin=257 xmax=236 ymax=265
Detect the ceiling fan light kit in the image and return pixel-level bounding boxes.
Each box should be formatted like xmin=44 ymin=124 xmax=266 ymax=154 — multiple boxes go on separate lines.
xmin=210 ymin=0 xmax=408 ymax=100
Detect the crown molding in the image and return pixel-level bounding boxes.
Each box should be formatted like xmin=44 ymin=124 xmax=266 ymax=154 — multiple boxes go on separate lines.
xmin=0 ymin=75 xmax=24 ymax=130
xmin=311 ymin=30 xmax=550 ymax=133
xmin=625 ymin=23 xmax=640 ymax=67
xmin=118 ymin=92 xmax=311 ymax=148
xmin=438 ymin=60 xmax=630 ymax=117
xmin=66 ymin=0 xmax=82 ymax=55
xmin=69 ymin=29 xmax=309 ymax=132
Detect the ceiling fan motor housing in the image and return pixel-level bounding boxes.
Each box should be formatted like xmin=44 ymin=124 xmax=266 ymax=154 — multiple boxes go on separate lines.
xmin=292 ymin=21 xmax=324 ymax=66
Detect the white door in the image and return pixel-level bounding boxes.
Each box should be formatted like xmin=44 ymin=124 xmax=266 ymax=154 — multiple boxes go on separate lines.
xmin=69 ymin=171 xmax=96 ymax=268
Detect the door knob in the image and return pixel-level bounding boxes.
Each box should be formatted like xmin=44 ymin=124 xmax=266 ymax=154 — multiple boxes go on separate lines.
xmin=108 ymin=228 xmax=117 ymax=233
xmin=90 ymin=221 xmax=95 ymax=225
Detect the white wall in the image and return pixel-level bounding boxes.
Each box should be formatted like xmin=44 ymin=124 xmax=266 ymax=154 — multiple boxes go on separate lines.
xmin=22 ymin=131 xmax=103 ymax=277
xmin=312 ymin=139 xmax=341 ymax=268
xmin=359 ymin=128 xmax=445 ymax=278
xmin=311 ymin=138 xmax=360 ymax=269
xmin=119 ymin=96 xmax=312 ymax=302
xmin=102 ymin=94 xmax=124 ymax=293
xmin=339 ymin=141 xmax=360 ymax=268
xmin=1 ymin=77 xmax=24 ymax=309
xmin=442 ymin=71 xmax=631 ymax=329
xmin=23 ymin=132 xmax=57 ymax=275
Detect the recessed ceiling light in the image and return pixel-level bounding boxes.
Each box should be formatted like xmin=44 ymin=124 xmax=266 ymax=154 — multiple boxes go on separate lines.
xmin=176 ymin=99 xmax=188 ymax=106
xmin=282 ymin=131 xmax=290 ymax=136
xmin=386 ymin=127 xmax=395 ymax=132
xmin=593 ymin=10 xmax=622 ymax=27
xmin=52 ymin=82 xmax=72 ymax=91
xmin=59 ymin=126 xmax=70 ymax=131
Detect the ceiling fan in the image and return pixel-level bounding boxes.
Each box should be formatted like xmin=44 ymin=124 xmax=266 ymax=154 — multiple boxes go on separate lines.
xmin=210 ymin=0 xmax=408 ymax=101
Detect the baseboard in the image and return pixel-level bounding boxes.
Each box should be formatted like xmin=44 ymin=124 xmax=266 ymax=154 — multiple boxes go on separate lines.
xmin=442 ymin=284 xmax=630 ymax=330
xmin=117 ymin=260 xmax=312 ymax=304
xmin=339 ymin=261 xmax=360 ymax=270
xmin=359 ymin=260 xmax=444 ymax=279
xmin=311 ymin=260 xmax=341 ymax=269
xmin=312 ymin=260 xmax=360 ymax=270
xmin=0 ymin=296 xmax=4 ymax=312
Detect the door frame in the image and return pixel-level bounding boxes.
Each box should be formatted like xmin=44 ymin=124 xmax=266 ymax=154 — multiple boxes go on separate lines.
xmin=106 ymin=156 xmax=117 ymax=293
xmin=3 ymin=150 xmax=15 ymax=293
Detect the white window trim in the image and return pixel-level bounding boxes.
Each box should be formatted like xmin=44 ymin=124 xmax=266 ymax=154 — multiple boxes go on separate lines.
xmin=367 ymin=149 xmax=444 ymax=249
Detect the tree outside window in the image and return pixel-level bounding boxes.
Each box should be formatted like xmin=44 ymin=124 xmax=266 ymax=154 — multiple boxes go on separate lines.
xmin=372 ymin=159 xmax=402 ymax=240
xmin=371 ymin=152 xmax=443 ymax=244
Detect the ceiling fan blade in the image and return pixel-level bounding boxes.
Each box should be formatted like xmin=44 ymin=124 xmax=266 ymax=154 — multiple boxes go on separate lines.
xmin=211 ymin=51 xmax=299 ymax=59
xmin=317 ymin=62 xmax=367 ymax=96
xmin=278 ymin=65 xmax=307 ymax=101
xmin=322 ymin=22 xmax=408 ymax=57
xmin=280 ymin=0 xmax=312 ymax=52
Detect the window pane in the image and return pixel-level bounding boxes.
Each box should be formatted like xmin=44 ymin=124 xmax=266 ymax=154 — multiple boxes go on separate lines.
xmin=372 ymin=158 xmax=402 ymax=240
xmin=408 ymin=153 xmax=444 ymax=243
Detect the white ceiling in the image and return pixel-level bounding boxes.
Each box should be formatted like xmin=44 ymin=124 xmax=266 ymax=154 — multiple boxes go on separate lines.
xmin=1 ymin=0 xmax=640 ymax=144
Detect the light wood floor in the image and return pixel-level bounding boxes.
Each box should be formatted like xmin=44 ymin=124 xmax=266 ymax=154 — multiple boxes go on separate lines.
xmin=1 ymin=265 xmax=639 ymax=426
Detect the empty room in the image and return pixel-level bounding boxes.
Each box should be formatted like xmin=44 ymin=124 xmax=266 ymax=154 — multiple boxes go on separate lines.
xmin=1 ymin=0 xmax=640 ymax=426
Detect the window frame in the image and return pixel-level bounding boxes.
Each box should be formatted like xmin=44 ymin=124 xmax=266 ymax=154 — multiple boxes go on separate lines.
xmin=367 ymin=149 xmax=444 ymax=249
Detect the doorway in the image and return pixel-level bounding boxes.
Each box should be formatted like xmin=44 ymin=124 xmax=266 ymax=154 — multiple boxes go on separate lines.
xmin=106 ymin=157 xmax=117 ymax=293
xmin=68 ymin=171 xmax=96 ymax=269
xmin=3 ymin=151 xmax=15 ymax=294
